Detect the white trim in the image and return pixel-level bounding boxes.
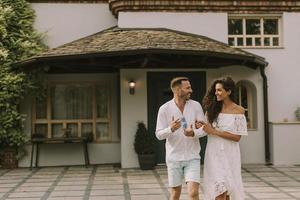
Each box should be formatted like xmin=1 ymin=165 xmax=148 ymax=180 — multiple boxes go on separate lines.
xmin=33 ymin=82 xmax=112 ymax=143
xmin=228 ymin=15 xmax=282 ymax=48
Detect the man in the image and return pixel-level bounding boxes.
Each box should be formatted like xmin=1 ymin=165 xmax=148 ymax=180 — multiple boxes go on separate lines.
xmin=156 ymin=77 xmax=206 ymax=200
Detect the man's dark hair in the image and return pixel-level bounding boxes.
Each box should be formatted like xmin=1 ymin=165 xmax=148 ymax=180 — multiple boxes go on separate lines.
xmin=170 ymin=77 xmax=189 ymax=89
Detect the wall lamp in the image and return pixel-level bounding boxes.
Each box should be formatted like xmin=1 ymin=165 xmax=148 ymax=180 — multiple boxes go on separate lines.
xmin=128 ymin=80 xmax=136 ymax=95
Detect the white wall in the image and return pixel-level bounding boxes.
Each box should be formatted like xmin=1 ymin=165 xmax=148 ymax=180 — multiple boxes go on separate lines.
xmin=120 ymin=69 xmax=148 ymax=168
xmin=270 ymin=122 xmax=300 ymax=165
xmin=19 ymin=73 xmax=121 ymax=167
xmin=246 ymin=12 xmax=300 ymax=123
xmin=31 ymin=3 xmax=117 ymax=48
xmin=118 ymin=12 xmax=228 ymax=43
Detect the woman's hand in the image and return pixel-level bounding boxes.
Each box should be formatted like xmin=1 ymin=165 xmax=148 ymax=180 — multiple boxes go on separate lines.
xmin=202 ymin=123 xmax=216 ymax=135
xmin=196 ymin=121 xmax=216 ymax=135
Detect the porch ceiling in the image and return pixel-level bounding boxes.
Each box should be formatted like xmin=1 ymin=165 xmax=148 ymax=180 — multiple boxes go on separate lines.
xmin=16 ymin=27 xmax=267 ymax=72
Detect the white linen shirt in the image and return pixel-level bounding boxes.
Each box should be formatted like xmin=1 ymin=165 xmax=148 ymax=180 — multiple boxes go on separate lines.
xmin=155 ymin=99 xmax=206 ymax=163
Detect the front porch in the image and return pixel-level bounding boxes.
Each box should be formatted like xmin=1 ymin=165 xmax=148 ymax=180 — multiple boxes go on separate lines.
xmin=1 ymin=164 xmax=300 ymax=200
xmin=16 ymin=27 xmax=269 ymax=168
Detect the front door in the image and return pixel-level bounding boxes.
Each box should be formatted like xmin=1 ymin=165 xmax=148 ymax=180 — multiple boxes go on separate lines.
xmin=147 ymin=72 xmax=207 ymax=164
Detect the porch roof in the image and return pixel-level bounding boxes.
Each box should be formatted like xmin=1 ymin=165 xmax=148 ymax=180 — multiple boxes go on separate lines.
xmin=16 ymin=27 xmax=267 ymax=72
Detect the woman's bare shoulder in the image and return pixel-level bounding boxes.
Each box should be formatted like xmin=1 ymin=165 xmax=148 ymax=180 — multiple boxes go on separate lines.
xmin=234 ymin=104 xmax=245 ymax=114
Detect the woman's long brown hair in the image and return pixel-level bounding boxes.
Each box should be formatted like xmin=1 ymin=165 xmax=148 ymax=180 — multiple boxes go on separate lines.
xmin=202 ymin=77 xmax=236 ymax=124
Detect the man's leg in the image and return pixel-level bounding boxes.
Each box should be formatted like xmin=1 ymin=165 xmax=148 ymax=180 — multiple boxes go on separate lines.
xmin=170 ymin=186 xmax=182 ymax=200
xmin=187 ymin=181 xmax=199 ymax=200
xmin=184 ymin=159 xmax=201 ymax=200
xmin=167 ymin=161 xmax=183 ymax=200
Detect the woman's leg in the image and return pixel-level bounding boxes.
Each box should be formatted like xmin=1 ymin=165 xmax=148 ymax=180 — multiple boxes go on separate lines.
xmin=215 ymin=192 xmax=227 ymax=200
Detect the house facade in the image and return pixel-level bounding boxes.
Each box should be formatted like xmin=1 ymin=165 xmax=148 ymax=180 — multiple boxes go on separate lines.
xmin=18 ymin=0 xmax=300 ymax=168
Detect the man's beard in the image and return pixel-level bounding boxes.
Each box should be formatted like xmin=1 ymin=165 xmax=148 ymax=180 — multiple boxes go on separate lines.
xmin=182 ymin=93 xmax=191 ymax=100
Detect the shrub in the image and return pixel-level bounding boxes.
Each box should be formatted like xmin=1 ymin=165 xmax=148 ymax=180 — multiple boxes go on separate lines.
xmin=134 ymin=122 xmax=155 ymax=155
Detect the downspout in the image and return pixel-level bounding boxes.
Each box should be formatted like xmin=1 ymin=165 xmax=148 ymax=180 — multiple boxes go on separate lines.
xmin=259 ymin=64 xmax=271 ymax=164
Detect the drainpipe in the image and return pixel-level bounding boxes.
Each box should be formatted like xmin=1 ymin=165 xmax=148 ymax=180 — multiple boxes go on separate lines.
xmin=259 ymin=64 xmax=271 ymax=164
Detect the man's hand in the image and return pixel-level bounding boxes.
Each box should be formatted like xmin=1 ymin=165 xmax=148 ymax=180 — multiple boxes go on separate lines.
xmin=184 ymin=124 xmax=194 ymax=137
xmin=170 ymin=116 xmax=181 ymax=132
xmin=195 ymin=120 xmax=204 ymax=129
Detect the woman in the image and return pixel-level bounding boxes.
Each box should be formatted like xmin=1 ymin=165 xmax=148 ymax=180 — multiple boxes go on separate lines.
xmin=197 ymin=77 xmax=247 ymax=200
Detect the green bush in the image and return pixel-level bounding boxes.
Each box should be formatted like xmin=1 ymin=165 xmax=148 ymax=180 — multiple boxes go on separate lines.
xmin=295 ymin=107 xmax=300 ymax=121
xmin=0 ymin=0 xmax=46 ymax=150
xmin=134 ymin=122 xmax=155 ymax=155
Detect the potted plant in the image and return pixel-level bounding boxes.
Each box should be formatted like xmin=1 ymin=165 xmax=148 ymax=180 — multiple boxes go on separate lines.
xmin=0 ymin=126 xmax=27 ymax=169
xmin=295 ymin=107 xmax=300 ymax=121
xmin=134 ymin=122 xmax=156 ymax=170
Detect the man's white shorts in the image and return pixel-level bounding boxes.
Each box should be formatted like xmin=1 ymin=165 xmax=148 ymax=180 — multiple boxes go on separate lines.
xmin=167 ymin=158 xmax=201 ymax=187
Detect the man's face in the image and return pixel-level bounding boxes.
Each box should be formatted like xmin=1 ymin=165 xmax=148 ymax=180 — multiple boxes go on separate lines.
xmin=178 ymin=80 xmax=193 ymax=100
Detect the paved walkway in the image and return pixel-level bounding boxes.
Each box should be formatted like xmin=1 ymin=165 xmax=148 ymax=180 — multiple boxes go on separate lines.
xmin=0 ymin=164 xmax=300 ymax=200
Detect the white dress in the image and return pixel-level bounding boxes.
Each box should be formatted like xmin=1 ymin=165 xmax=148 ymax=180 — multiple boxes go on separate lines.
xmin=203 ymin=113 xmax=248 ymax=200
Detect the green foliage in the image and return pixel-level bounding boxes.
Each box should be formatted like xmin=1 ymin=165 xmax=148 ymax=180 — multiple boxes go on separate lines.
xmin=295 ymin=107 xmax=300 ymax=121
xmin=134 ymin=122 xmax=155 ymax=155
xmin=0 ymin=0 xmax=46 ymax=149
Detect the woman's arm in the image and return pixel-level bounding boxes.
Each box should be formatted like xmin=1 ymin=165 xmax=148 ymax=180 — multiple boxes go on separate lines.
xmin=211 ymin=129 xmax=241 ymax=142
xmin=202 ymin=123 xmax=241 ymax=142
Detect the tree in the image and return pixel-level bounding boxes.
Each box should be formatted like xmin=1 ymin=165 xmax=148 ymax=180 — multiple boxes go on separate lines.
xmin=0 ymin=0 xmax=46 ymax=150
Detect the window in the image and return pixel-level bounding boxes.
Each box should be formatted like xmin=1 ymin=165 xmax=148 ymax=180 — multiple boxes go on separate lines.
xmin=228 ymin=16 xmax=281 ymax=48
xmin=236 ymin=80 xmax=257 ymax=129
xmin=33 ymin=82 xmax=111 ymax=142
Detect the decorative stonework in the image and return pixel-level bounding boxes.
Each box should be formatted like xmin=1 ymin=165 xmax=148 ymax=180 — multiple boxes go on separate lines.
xmin=109 ymin=0 xmax=300 ymax=16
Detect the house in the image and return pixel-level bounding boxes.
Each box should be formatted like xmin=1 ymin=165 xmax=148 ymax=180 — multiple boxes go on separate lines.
xmin=18 ymin=0 xmax=300 ymax=168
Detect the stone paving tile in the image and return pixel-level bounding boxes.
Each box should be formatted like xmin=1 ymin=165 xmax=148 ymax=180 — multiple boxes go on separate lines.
xmin=21 ymin=182 xmax=53 ymax=187
xmin=56 ymin=181 xmax=88 ymax=186
xmin=8 ymin=191 xmax=46 ymax=198
xmin=130 ymin=188 xmax=164 ymax=195
xmin=49 ymin=190 xmax=85 ymax=197
xmin=131 ymin=194 xmax=167 ymax=200
xmin=128 ymin=183 xmax=161 ymax=189
xmin=251 ymin=192 xmax=292 ymax=198
xmin=0 ymin=165 xmax=300 ymax=200
xmin=93 ymin=180 xmax=123 ymax=184
xmin=279 ymin=186 xmax=300 ymax=192
xmin=47 ymin=197 xmax=83 ymax=200
xmin=245 ymin=186 xmax=279 ymax=192
xmin=90 ymin=189 xmax=124 ymax=196
xmin=261 ymin=176 xmax=294 ymax=181
xmin=271 ymin=181 xmax=300 ymax=187
xmin=244 ymin=181 xmax=270 ymax=187
xmin=91 ymin=184 xmax=123 ymax=189
xmin=0 ymin=188 xmax=10 ymax=193
xmin=6 ymin=198 xmax=42 ymax=200
xmin=15 ymin=186 xmax=50 ymax=192
xmin=52 ymin=185 xmax=86 ymax=191
xmin=89 ymin=196 xmax=125 ymax=200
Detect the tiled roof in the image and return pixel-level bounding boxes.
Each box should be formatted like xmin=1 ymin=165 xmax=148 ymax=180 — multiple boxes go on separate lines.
xmin=109 ymin=0 xmax=300 ymax=17
xmin=18 ymin=27 xmax=267 ymax=68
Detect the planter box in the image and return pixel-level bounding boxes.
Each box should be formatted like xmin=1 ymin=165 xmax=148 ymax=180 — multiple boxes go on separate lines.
xmin=2 ymin=148 xmax=18 ymax=169
xmin=138 ymin=154 xmax=156 ymax=170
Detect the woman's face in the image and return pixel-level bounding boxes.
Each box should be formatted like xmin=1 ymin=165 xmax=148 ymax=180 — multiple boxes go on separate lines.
xmin=215 ymin=83 xmax=231 ymax=101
